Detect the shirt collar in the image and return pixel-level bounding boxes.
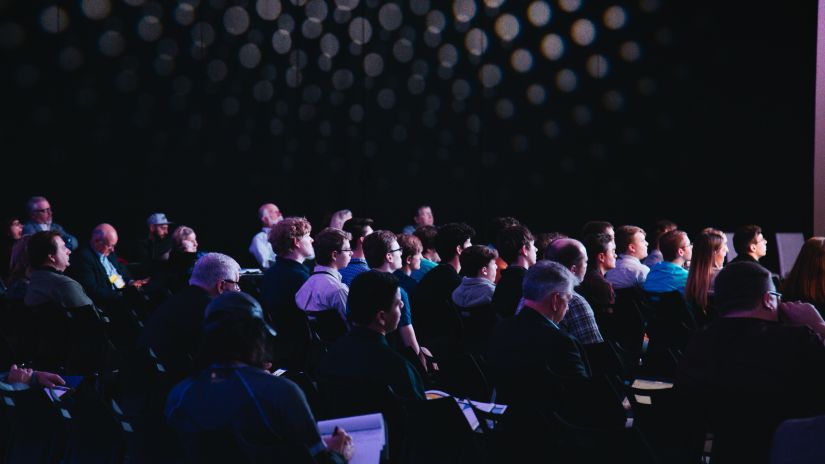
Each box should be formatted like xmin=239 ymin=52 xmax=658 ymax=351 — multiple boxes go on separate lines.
xmin=619 ymin=254 xmax=641 ymax=264
xmin=313 ymin=265 xmax=341 ymax=280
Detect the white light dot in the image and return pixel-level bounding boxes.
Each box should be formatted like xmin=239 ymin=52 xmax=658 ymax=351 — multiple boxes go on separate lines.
xmin=379 ymin=3 xmax=403 ymax=31
xmin=336 ymin=0 xmax=360 ymax=12
xmin=349 ymin=17 xmax=373 ymax=45
xmin=138 ymin=16 xmax=163 ymax=42
xmin=191 ymin=22 xmax=215 ymax=48
xmin=98 ymin=31 xmax=124 ymax=57
xmin=540 ymin=34 xmax=564 ymax=60
xmin=526 ymin=84 xmax=546 ymax=105
xmin=438 ymin=44 xmax=459 ymax=68
xmin=453 ymin=0 xmax=477 ymax=23
xmin=40 ymin=7 xmax=69 ymax=34
xmin=604 ymin=6 xmax=627 ymax=29
xmin=586 ymin=54 xmax=608 ymax=78
xmin=571 ymin=19 xmax=595 ymax=46
xmin=558 ymin=0 xmax=581 ymax=13
xmin=82 ymin=0 xmax=111 ymax=20
xmin=257 ymin=0 xmax=283 ymax=20
xmin=527 ymin=1 xmax=551 ymax=27
xmin=479 ymin=64 xmax=502 ymax=88
xmin=239 ymin=43 xmax=262 ymax=68
xmin=511 ymin=49 xmax=533 ymax=72
xmin=426 ymin=11 xmax=446 ymax=34
xmin=320 ymin=33 xmax=340 ymax=57
xmin=302 ymin=19 xmax=323 ymax=39
xmin=306 ymin=0 xmax=328 ymax=20
xmin=224 ymin=7 xmax=250 ymax=35
xmin=556 ymin=69 xmax=577 ymax=92
xmin=484 ymin=0 xmax=506 ymax=7
xmin=620 ymin=41 xmax=641 ymax=61
xmin=464 ymin=28 xmax=488 ymax=56
xmin=393 ymin=38 xmax=414 ymax=62
xmin=272 ymin=29 xmax=292 ymax=54
xmin=364 ymin=53 xmax=384 ymax=77
xmin=494 ymin=14 xmax=519 ymax=41
xmin=175 ymin=3 xmax=196 ymax=26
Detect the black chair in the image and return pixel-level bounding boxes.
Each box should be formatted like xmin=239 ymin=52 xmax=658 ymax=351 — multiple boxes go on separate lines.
xmin=61 ymin=377 xmax=125 ymax=464
xmin=644 ymin=291 xmax=697 ymax=355
xmin=176 ymin=428 xmax=315 ymax=464
xmin=307 ymin=309 xmax=348 ymax=344
xmin=26 ymin=303 xmax=111 ymax=374
xmin=0 ymin=387 xmax=69 ymax=464
xmin=433 ymin=352 xmax=492 ymax=402
xmin=611 ymin=287 xmax=650 ymax=353
xmin=453 ymin=302 xmax=497 ymax=356
xmin=280 ymin=370 xmax=324 ymax=419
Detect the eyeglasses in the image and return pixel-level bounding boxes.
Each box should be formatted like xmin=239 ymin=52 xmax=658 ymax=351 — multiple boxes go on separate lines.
xmin=33 ymin=208 xmax=51 ymax=214
xmin=223 ymin=279 xmax=241 ymax=290
xmin=768 ymin=291 xmax=782 ymax=301
xmin=390 ymin=247 xmax=402 ymax=254
xmin=681 ymin=243 xmax=693 ymax=249
xmin=338 ymin=248 xmax=353 ymax=253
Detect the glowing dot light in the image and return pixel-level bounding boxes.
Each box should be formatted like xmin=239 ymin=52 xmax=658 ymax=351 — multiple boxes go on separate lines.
xmin=224 ymin=7 xmax=250 ymax=35
xmin=138 ymin=16 xmax=163 ymax=42
xmin=556 ymin=69 xmax=577 ymax=92
xmin=541 ymin=34 xmax=564 ymax=60
xmin=571 ymin=19 xmax=596 ymax=46
xmin=40 ymin=7 xmax=69 ymax=34
xmin=586 ymin=54 xmax=608 ymax=78
xmin=527 ymin=1 xmax=551 ymax=27
xmin=349 ymin=17 xmax=373 ymax=44
xmin=558 ymin=0 xmax=581 ymax=13
xmin=494 ymin=14 xmax=520 ymax=41
xmin=272 ymin=29 xmax=292 ymax=54
xmin=464 ymin=28 xmax=488 ymax=56
xmin=620 ymin=41 xmax=641 ymax=61
xmin=511 ymin=49 xmax=533 ymax=73
xmin=604 ymin=6 xmax=627 ymax=29
xmin=453 ymin=0 xmax=477 ymax=23
xmin=257 ymin=0 xmax=283 ymax=20
xmin=379 ymin=3 xmax=403 ymax=31
xmin=81 ymin=0 xmax=111 ymax=21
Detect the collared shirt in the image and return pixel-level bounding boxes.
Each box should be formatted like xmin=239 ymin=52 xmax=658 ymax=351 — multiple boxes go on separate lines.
xmin=294 ymin=265 xmax=349 ymax=324
xmin=96 ymin=251 xmax=123 ymax=289
xmin=559 ymin=291 xmax=604 ymax=345
xmin=643 ymin=261 xmax=689 ymax=295
xmin=605 ymin=255 xmax=650 ymax=289
xmin=249 ymin=228 xmax=276 ymax=269
xmin=340 ymin=258 xmax=370 ymax=287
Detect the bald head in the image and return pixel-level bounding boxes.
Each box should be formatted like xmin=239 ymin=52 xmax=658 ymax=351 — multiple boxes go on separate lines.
xmin=544 ymin=238 xmax=587 ymax=282
xmin=258 ymin=203 xmax=282 ymax=228
xmin=91 ymin=223 xmax=119 ymax=256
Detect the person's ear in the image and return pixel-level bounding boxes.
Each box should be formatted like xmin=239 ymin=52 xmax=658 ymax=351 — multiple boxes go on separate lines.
xmin=455 ymin=245 xmax=463 ymax=256
xmin=762 ymin=292 xmax=776 ymax=311
xmin=597 ymin=252 xmax=606 ymax=265
xmin=481 ymin=266 xmax=489 ymax=277
xmin=405 ymin=255 xmax=413 ymax=266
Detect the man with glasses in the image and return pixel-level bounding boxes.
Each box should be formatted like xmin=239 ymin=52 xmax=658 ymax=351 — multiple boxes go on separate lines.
xmin=22 ymin=196 xmax=78 ymax=251
xmin=677 ymin=261 xmax=825 ymax=463
xmin=294 ymin=227 xmax=353 ymax=341
xmin=731 ymin=224 xmax=768 ymax=265
xmin=643 ymin=229 xmax=692 ymax=296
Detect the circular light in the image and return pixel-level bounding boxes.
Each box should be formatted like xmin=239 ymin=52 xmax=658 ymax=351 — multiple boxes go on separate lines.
xmin=302 ymin=19 xmax=323 ymax=39
xmin=526 ymin=84 xmax=546 ymax=105
xmin=620 ymin=41 xmax=641 ymax=61
xmin=494 ymin=14 xmax=519 ymax=41
xmin=320 ymin=33 xmax=340 ymax=57
xmin=175 ymin=3 xmax=196 ymax=26
xmin=278 ymin=14 xmax=296 ymax=32
xmin=393 ymin=38 xmax=414 ymax=62
xmin=239 ymin=43 xmax=262 ymax=68
xmin=527 ymin=1 xmax=551 ymax=27
xmin=364 ymin=53 xmax=384 ymax=77
xmin=138 ymin=16 xmax=163 ymax=42
xmin=306 ymin=0 xmax=329 ymax=20
xmin=586 ymin=54 xmax=608 ymax=78
xmin=82 ymin=0 xmax=111 ymax=20
xmin=495 ymin=99 xmax=514 ymax=119
xmin=464 ymin=28 xmax=488 ymax=56
xmin=224 ymin=7 xmax=250 ymax=35
xmin=318 ymin=54 xmax=332 ymax=71
xmin=556 ymin=69 xmax=577 ymax=92
xmin=379 ymin=3 xmax=403 ymax=31
xmin=272 ymin=29 xmax=292 ymax=54
xmin=191 ymin=22 xmax=215 ymax=48
xmin=452 ymin=79 xmax=471 ymax=101
xmin=377 ymin=88 xmax=396 ymax=109
xmin=410 ymin=0 xmax=431 ymax=16
xmin=207 ymin=59 xmax=228 ymax=82
xmin=604 ymin=6 xmax=627 ymax=29
xmin=484 ymin=0 xmax=506 ymax=7
xmin=438 ymin=44 xmax=458 ymax=68
xmin=349 ymin=17 xmax=373 ymax=44
xmin=336 ymin=0 xmax=360 ymax=12
xmin=540 ymin=34 xmax=564 ymax=60
xmin=98 ymin=31 xmax=125 ymax=57
xmin=510 ymin=49 xmax=533 ymax=73
xmin=332 ymin=69 xmax=354 ymax=89
xmin=571 ymin=19 xmax=595 ymax=46
xmin=479 ymin=64 xmax=502 ymax=88
xmin=453 ymin=0 xmax=477 ymax=23
xmin=558 ymin=0 xmax=581 ymax=13
xmin=40 ymin=6 xmax=69 ymax=34
xmin=426 ymin=10 xmax=446 ymax=34
xmin=257 ymin=0 xmax=283 ymax=20
xmin=286 ymin=67 xmax=302 ymax=87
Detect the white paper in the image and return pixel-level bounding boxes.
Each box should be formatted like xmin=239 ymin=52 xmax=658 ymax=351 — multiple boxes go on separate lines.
xmin=318 ymin=413 xmax=385 ymax=464
xmin=631 ymin=379 xmax=674 ymax=390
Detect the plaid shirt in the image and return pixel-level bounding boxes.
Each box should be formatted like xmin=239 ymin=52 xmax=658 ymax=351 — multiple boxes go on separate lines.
xmin=560 ymin=291 xmax=604 ymax=345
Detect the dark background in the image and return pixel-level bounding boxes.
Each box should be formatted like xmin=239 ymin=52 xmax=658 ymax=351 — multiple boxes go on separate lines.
xmin=0 ymin=0 xmax=816 ymax=268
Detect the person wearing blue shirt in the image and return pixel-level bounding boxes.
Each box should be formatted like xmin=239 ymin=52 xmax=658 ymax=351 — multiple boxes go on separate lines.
xmin=644 ymin=230 xmax=692 ymax=295
xmin=340 ymin=217 xmax=374 ymax=286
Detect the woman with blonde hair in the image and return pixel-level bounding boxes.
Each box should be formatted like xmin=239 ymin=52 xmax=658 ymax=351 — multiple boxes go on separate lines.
xmin=685 ymin=228 xmax=728 ymax=323
xmin=782 ymin=237 xmax=825 ymax=315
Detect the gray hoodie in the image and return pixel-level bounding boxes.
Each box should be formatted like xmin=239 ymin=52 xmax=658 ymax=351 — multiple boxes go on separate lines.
xmin=451 ymin=277 xmax=496 ymax=308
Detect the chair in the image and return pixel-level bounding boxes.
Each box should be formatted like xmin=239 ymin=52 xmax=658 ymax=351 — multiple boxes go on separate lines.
xmin=176 ymin=428 xmax=315 ymax=464
xmin=611 ymin=287 xmax=649 ymax=353
xmin=644 ymin=291 xmax=697 ymax=355
xmin=61 ymin=377 xmax=125 ymax=464
xmin=0 ymin=387 xmax=69 ymax=463
xmin=433 ymin=352 xmax=492 ymax=402
xmin=26 ymin=303 xmax=112 ymax=374
xmin=453 ymin=302 xmax=497 ymax=356
xmin=307 ymin=309 xmax=348 ymax=344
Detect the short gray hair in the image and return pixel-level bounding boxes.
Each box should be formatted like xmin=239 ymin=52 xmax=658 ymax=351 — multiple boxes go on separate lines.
xmin=189 ymin=253 xmax=241 ymax=288
xmin=26 ymin=196 xmax=48 ymax=213
xmin=522 ymin=260 xmax=576 ymax=301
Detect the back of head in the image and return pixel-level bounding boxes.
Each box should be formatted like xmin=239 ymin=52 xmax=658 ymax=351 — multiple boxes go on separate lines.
xmin=733 ymin=224 xmax=762 ymax=255
xmin=783 ymin=237 xmax=825 ymax=304
xmin=342 ymin=217 xmax=374 ymax=242
xmin=685 ymin=232 xmax=724 ymax=309
xmin=486 ymin=216 xmax=521 ymax=245
xmin=189 ymin=253 xmax=241 ymax=289
xmin=363 ymin=230 xmax=397 ymax=268
xmin=615 ymin=225 xmax=644 ymax=254
xmin=544 ymin=238 xmax=585 ymax=270
xmin=659 ymin=230 xmax=687 ymax=262
xmin=648 ymin=219 xmax=678 ymax=250
xmin=413 ymin=225 xmax=438 ymax=252
xmin=582 ymin=233 xmax=612 ymax=263
xmin=348 ymin=270 xmax=399 ymax=326
xmin=269 ymin=217 xmax=312 ymax=255
xmin=172 ymin=225 xmax=195 ymax=247
xmin=522 ymin=260 xmax=576 ymax=302
xmin=314 ymin=227 xmax=352 ymax=266
xmin=26 ymin=231 xmax=60 ymax=267
xmin=713 ymin=261 xmax=773 ymax=314
xmin=460 ymin=245 xmax=498 ymax=277
xmin=199 ymin=291 xmax=272 ymax=368
xmin=435 ymin=223 xmax=476 ymax=262
xmin=495 ymin=225 xmax=534 ymax=263
xmin=581 ymin=220 xmax=613 ymax=238
xmin=535 ymin=232 xmax=567 ymax=260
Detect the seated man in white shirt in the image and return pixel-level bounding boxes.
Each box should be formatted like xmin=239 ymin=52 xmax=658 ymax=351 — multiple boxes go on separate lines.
xmin=294 ymin=227 xmax=352 ymax=342
xmin=248 ymin=203 xmax=282 ymax=270
xmin=605 ymin=225 xmax=650 ymax=289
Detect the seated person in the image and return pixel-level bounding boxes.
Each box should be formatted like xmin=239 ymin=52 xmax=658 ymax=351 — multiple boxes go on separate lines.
xmin=294 ymin=228 xmax=352 ymax=341
xmin=249 ymin=203 xmax=282 ymax=270
xmin=410 ymin=225 xmax=439 ymax=282
xmin=605 ymin=225 xmax=649 ymax=289
xmin=24 ymin=231 xmax=93 ymax=308
xmin=393 ymin=233 xmax=423 ymax=296
xmin=22 ymin=196 xmax=78 ymax=251
xmin=165 ymin=225 xmax=205 ymax=292
xmin=643 ymin=230 xmax=691 ymax=296
xmin=452 ymin=245 xmax=498 ymax=309
xmin=492 ymin=224 xmax=537 ymax=318
xmin=576 ymin=233 xmax=616 ymax=317
xmin=730 ymin=224 xmax=768 ymax=265
xmin=132 ymin=213 xmax=174 ymax=278
xmin=320 ymin=271 xmax=426 ymax=400
xmin=339 ymin=217 xmax=374 ymax=287
xmin=166 ymin=291 xmax=352 ymax=463
xmin=5 ymin=235 xmax=31 ymax=301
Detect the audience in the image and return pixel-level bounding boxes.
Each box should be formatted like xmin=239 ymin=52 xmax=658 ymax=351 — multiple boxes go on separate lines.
xmin=782 ymin=237 xmax=825 ymax=316
xmin=401 ymin=204 xmax=434 ymax=235
xmin=643 ymin=229 xmax=692 ymax=296
xmin=339 ymin=217 xmax=374 ymax=286
xmin=24 ymin=231 xmax=93 ymax=308
xmin=580 ymin=220 xmax=614 ymax=240
xmin=731 ymin=224 xmax=768 ymax=265
xmin=260 ymin=217 xmax=313 ymax=334
xmin=393 ymin=233 xmax=423 ymax=296
xmin=577 ymin=233 xmax=617 ymax=318
xmin=166 ymin=225 xmax=205 ymax=292
xmin=642 ymin=219 xmax=678 ymax=268
xmin=410 ymin=225 xmax=439 ymax=282
xmin=606 ymin=225 xmax=650 ymax=289
xmin=685 ymin=229 xmax=727 ymax=321
xmin=491 ymin=224 xmax=536 ymax=318
xmin=249 ymin=203 xmax=282 ymax=270
xmin=452 ymin=245 xmax=498 ymax=309
xmin=545 ymin=238 xmax=604 ymax=345
xmin=133 ymin=212 xmax=174 ymax=276
xmin=22 ymin=195 xmax=78 ymax=251
xmin=534 ymin=231 xmax=567 ymax=260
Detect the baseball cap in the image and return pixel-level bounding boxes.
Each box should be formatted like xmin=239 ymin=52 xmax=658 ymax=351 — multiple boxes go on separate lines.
xmin=147 ymin=213 xmax=172 ymax=226
xmin=203 ymin=291 xmax=277 ymax=337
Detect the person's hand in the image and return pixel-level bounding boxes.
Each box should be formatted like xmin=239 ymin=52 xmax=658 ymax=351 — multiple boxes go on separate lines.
xmin=780 ymin=301 xmax=825 ymax=336
xmin=419 ymin=346 xmax=438 ymax=372
xmin=35 ymin=371 xmax=66 ymax=388
xmin=7 ymin=364 xmax=33 ymax=384
xmin=324 ymin=427 xmax=354 ymax=461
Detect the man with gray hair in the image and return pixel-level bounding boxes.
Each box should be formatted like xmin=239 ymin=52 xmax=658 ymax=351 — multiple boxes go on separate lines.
xmin=487 ymin=260 xmax=590 ymax=379
xmin=544 ymin=238 xmax=604 ymax=345
xmin=249 ymin=203 xmax=282 ymax=269
xmin=138 ymin=252 xmax=242 ymax=369
xmin=22 ymin=195 xmax=78 ymax=250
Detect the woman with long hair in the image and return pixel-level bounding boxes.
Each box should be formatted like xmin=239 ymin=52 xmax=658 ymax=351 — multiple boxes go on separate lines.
xmin=685 ymin=229 xmax=728 ymax=323
xmin=782 ymin=237 xmax=825 ymax=315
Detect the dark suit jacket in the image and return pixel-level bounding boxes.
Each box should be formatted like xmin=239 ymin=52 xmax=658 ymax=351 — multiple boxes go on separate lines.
xmin=492 ymin=266 xmax=527 ymax=318
xmin=138 ymin=285 xmax=211 ymax=368
xmin=67 ymin=243 xmax=131 ymax=308
xmin=22 ymin=221 xmax=78 ymax=251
